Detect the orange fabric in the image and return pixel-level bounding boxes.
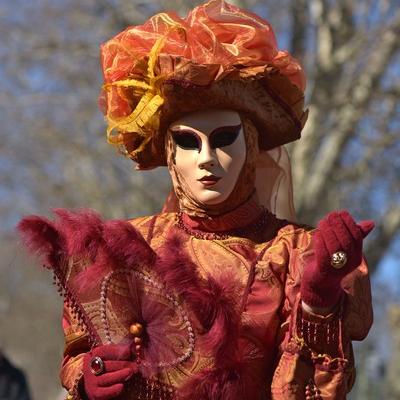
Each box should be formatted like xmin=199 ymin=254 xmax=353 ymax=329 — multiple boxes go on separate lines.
xmin=256 ymin=146 xmax=297 ymax=221
xmin=60 ymin=209 xmax=372 ymax=399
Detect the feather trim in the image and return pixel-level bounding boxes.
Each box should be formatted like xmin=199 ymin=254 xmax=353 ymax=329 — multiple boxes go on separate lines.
xmin=102 ymin=219 xmax=156 ymax=268
xmin=17 ymin=215 xmax=65 ymax=268
xmin=52 ymin=208 xmax=104 ymax=262
xmin=154 ymin=231 xmax=241 ymax=360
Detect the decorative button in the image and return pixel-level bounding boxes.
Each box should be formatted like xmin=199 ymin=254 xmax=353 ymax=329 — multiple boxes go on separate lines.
xmin=130 ymin=322 xmax=144 ymax=337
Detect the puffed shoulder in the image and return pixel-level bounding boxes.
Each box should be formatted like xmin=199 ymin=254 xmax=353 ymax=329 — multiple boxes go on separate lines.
xmin=274 ymin=220 xmax=315 ymax=252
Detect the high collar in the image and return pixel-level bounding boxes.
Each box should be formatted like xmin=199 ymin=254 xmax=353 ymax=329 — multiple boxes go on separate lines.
xmin=180 ymin=195 xmax=264 ymax=234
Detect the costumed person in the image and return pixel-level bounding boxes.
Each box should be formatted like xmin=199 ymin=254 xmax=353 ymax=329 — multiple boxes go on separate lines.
xmin=17 ymin=1 xmax=374 ymax=399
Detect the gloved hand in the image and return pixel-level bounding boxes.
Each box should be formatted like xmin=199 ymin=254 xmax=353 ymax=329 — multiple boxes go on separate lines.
xmin=82 ymin=343 xmax=138 ymax=400
xmin=301 ymin=210 xmax=374 ymax=309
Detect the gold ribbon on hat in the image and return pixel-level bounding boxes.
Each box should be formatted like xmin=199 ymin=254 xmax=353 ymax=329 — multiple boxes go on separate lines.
xmin=103 ymin=15 xmax=187 ymax=157
xmin=103 ymin=33 xmax=166 ymax=157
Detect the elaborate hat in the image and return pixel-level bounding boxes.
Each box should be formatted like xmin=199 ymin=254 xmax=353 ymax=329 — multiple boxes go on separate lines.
xmin=100 ymin=0 xmax=308 ymax=170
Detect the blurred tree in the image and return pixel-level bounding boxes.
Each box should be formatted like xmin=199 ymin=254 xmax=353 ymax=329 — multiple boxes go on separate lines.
xmin=0 ymin=0 xmax=399 ymax=398
xmin=349 ymin=280 xmax=395 ymax=399
xmin=386 ymin=305 xmax=400 ymax=399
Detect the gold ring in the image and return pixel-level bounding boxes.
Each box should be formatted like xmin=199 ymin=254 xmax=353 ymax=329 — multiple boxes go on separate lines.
xmin=330 ymin=251 xmax=347 ymax=269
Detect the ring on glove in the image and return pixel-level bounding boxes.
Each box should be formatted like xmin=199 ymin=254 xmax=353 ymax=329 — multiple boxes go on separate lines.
xmin=330 ymin=251 xmax=348 ymax=269
xmin=90 ymin=356 xmax=105 ymax=376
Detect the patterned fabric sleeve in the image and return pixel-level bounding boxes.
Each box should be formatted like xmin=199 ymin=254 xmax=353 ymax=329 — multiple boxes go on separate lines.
xmin=271 ymin=227 xmax=373 ymax=399
xmin=60 ymin=304 xmax=90 ymax=399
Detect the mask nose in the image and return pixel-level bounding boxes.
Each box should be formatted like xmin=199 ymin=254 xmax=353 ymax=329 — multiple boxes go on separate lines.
xmin=198 ymin=142 xmax=217 ymax=169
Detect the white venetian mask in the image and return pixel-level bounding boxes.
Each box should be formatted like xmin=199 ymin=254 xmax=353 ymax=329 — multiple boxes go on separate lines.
xmin=168 ymin=109 xmax=246 ymax=206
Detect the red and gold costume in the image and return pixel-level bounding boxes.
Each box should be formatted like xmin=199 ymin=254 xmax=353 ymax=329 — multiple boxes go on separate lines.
xmin=18 ymin=1 xmax=373 ymax=399
xmin=55 ymin=199 xmax=371 ymax=399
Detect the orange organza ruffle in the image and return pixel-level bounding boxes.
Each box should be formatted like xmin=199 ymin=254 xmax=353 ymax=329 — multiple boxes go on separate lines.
xmin=100 ymin=0 xmax=306 ymax=154
xmin=101 ymin=0 xmax=305 ymax=88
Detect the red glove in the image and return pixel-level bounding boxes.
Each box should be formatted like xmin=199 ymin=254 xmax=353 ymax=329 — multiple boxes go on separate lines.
xmin=301 ymin=210 xmax=374 ymax=309
xmin=82 ymin=343 xmax=138 ymax=400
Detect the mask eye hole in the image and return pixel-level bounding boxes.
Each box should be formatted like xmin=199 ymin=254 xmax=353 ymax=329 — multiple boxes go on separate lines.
xmin=172 ymin=131 xmax=201 ymax=150
xmin=210 ymin=125 xmax=241 ymax=149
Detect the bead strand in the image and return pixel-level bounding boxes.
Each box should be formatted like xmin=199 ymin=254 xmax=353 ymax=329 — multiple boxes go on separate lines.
xmin=52 ymin=271 xmax=98 ymax=346
xmin=305 ymin=379 xmax=322 ymax=400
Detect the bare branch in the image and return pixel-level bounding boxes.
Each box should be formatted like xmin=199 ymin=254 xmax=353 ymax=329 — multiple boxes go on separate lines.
xmin=302 ymin=9 xmax=400 ymax=210
xmin=364 ymin=205 xmax=400 ymax=272
xmin=289 ymin=0 xmax=308 ymax=59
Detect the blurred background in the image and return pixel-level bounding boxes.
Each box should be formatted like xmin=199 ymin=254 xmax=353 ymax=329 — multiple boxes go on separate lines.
xmin=0 ymin=0 xmax=399 ymax=398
